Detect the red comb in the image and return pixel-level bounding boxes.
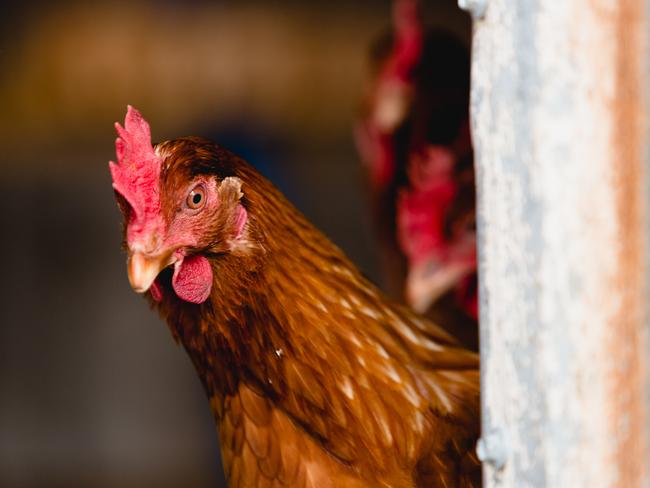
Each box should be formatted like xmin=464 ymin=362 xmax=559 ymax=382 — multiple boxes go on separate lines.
xmin=389 ymin=0 xmax=422 ymax=82
xmin=109 ymin=106 xmax=162 ymax=233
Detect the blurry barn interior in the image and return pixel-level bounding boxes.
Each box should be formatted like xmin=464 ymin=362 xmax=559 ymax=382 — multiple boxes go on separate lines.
xmin=0 ymin=1 xmax=471 ymax=486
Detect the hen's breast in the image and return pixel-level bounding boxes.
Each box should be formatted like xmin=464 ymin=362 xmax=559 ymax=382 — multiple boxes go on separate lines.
xmin=218 ymin=383 xmax=398 ymax=488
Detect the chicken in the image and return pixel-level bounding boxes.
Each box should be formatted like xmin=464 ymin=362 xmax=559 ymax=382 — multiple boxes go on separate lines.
xmin=355 ymin=0 xmax=478 ymax=350
xmin=109 ymin=106 xmax=480 ymax=487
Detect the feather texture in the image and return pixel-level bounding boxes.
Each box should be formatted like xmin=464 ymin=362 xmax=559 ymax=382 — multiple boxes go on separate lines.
xmin=122 ymin=137 xmax=480 ymax=487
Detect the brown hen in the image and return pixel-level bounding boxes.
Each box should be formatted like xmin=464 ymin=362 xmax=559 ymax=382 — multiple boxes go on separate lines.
xmin=110 ymin=107 xmax=480 ymax=487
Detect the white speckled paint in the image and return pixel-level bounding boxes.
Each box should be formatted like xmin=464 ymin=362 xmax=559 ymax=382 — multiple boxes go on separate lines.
xmin=464 ymin=0 xmax=650 ymax=486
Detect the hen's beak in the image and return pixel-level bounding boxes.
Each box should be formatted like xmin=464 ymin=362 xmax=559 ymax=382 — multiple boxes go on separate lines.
xmin=406 ymin=259 xmax=475 ymax=313
xmin=127 ymin=251 xmax=176 ymax=293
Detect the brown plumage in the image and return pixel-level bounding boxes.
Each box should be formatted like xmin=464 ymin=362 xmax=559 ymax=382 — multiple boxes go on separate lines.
xmin=111 ymin=109 xmax=480 ymax=487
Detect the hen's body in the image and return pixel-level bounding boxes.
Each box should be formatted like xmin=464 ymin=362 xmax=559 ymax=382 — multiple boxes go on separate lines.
xmin=148 ymin=139 xmax=480 ymax=487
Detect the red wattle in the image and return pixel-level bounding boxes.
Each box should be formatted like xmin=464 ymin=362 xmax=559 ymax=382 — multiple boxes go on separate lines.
xmin=172 ymin=255 xmax=213 ymax=304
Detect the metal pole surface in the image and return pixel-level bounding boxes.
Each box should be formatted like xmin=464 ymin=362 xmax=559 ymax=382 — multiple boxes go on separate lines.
xmin=463 ymin=0 xmax=650 ymax=486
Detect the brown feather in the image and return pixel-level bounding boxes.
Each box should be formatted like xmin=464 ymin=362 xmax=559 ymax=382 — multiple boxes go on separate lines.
xmin=142 ymin=138 xmax=480 ymax=487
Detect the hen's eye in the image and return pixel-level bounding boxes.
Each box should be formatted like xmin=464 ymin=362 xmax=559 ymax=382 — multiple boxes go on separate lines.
xmin=186 ymin=185 xmax=206 ymax=210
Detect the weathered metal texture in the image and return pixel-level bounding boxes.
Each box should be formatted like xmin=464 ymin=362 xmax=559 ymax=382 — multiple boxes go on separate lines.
xmin=467 ymin=0 xmax=649 ymax=486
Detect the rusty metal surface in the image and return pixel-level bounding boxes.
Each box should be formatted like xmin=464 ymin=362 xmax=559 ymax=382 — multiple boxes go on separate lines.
xmin=468 ymin=0 xmax=649 ymax=486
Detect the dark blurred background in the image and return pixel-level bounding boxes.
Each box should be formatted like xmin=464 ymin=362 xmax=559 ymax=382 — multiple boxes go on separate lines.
xmin=0 ymin=1 xmax=469 ymax=486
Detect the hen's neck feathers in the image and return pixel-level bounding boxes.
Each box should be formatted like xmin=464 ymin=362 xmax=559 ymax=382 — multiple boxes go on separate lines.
xmin=157 ymin=155 xmax=473 ymax=374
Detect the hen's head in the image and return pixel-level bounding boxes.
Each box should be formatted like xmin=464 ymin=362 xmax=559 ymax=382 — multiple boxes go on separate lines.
xmin=110 ymin=106 xmax=249 ymax=304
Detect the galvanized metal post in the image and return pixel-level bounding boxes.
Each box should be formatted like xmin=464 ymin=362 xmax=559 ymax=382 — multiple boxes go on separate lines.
xmin=462 ymin=0 xmax=650 ymax=486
